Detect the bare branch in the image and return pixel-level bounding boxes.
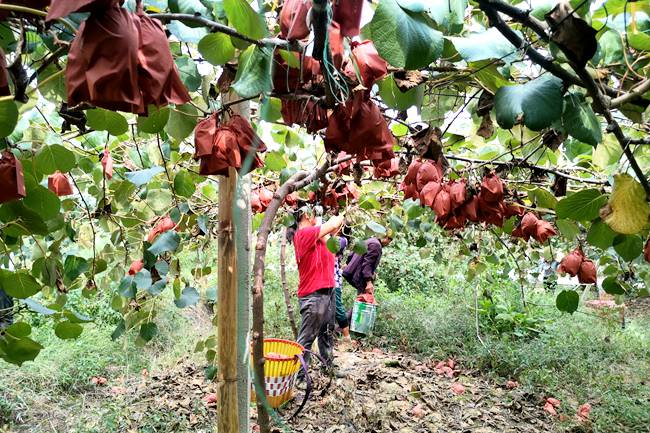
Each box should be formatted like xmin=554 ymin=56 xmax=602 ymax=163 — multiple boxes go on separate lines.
xmin=445 ymin=154 xmax=608 ymax=185
xmin=610 ymin=79 xmax=650 ymax=109
xmin=149 ymin=13 xmax=303 ymax=52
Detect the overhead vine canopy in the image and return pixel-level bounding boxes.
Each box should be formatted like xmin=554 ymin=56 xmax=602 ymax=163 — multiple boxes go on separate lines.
xmin=0 ymin=0 xmax=649 ymax=371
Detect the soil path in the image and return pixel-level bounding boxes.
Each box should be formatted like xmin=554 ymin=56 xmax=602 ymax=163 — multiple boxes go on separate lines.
xmin=264 ymin=347 xmax=553 ymax=433
xmin=91 ymin=347 xmax=555 ymax=432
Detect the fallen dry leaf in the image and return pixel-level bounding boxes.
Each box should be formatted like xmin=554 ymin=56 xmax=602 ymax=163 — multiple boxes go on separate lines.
xmin=202 ymin=393 xmax=218 ymax=405
xmin=411 ymin=403 xmax=425 ymax=418
xmin=451 ymin=383 xmax=465 ymax=395
xmin=110 ymin=386 xmax=127 ymax=395
xmin=577 ymin=403 xmax=591 ymax=422
xmin=546 ymin=397 xmax=561 ymax=408
xmin=505 ymin=380 xmax=519 ymax=389
xmin=91 ymin=376 xmax=108 ymax=386
xmin=543 ymin=402 xmax=558 ymax=416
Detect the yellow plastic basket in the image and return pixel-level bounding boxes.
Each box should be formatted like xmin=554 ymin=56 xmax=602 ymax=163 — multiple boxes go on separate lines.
xmin=251 ymin=338 xmax=304 ymax=408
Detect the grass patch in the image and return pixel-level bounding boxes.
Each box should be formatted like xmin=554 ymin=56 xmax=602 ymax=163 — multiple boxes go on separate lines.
xmin=0 ymin=300 xmax=207 ymax=432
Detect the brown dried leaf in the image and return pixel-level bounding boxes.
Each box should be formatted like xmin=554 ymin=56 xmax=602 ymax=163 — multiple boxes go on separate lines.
xmin=477 ymin=115 xmax=494 ymax=139
xmin=544 ymin=1 xmax=597 ymax=67
xmin=393 ymin=70 xmax=426 ymax=91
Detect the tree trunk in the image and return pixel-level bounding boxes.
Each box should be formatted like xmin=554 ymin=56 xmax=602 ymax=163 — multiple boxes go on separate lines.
xmin=252 ymin=161 xmax=332 ymax=433
xmin=280 ymin=228 xmax=298 ymax=339
xmin=217 ymin=93 xmax=251 ymax=433
xmin=218 ymin=167 xmax=239 ymax=433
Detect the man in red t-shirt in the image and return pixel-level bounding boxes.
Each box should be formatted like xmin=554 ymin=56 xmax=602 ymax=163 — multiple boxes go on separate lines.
xmin=291 ymin=207 xmax=344 ymax=368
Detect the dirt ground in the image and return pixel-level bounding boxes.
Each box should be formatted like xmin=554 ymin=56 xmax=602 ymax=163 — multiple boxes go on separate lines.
xmin=268 ymin=348 xmax=554 ymax=433
xmin=97 ymin=346 xmax=559 ymax=433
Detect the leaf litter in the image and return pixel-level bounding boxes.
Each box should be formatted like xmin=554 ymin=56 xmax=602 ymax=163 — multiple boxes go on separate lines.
xmin=271 ymin=348 xmax=554 ymax=432
xmin=88 ymin=348 xmax=556 ymax=432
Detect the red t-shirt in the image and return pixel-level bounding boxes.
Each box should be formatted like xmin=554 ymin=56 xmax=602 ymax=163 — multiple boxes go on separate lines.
xmin=294 ymin=226 xmax=335 ymax=297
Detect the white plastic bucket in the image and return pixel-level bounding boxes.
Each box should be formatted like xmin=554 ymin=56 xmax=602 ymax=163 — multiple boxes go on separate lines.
xmin=350 ymin=301 xmax=377 ymax=335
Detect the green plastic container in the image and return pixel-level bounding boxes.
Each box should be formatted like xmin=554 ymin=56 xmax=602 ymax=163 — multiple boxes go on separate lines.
xmin=350 ymin=301 xmax=377 ymax=335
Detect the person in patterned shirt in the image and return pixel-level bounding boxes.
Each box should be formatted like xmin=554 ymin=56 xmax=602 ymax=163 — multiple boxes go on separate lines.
xmin=333 ymin=236 xmax=351 ymax=345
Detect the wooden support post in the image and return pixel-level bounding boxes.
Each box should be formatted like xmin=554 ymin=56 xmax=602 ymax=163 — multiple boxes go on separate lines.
xmin=217 ymin=93 xmax=251 ymax=433
xmin=218 ymin=167 xmax=240 ymax=433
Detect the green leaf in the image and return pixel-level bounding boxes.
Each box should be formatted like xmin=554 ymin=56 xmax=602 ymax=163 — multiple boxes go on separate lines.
xmin=169 ymin=0 xmax=209 ymax=15
xmin=174 ymin=286 xmax=200 ymax=308
xmin=148 ymin=279 xmax=167 ymax=296
xmin=564 ymin=138 xmax=593 ymax=161
xmin=148 ymin=231 xmax=181 ymax=255
xmin=223 ymin=0 xmax=266 ymax=46
xmin=556 ymin=290 xmax=579 ymax=314
xmin=124 ymin=166 xmax=165 ymax=187
xmin=167 ymin=20 xmax=208 ymax=43
xmin=613 ymin=234 xmax=643 ymax=262
xmin=587 ymin=220 xmax=617 ymax=249
xmin=174 ymin=170 xmax=196 ymax=198
xmin=592 ymin=136 xmax=622 ymax=169
xmin=23 ymin=185 xmax=60 ymax=221
xmin=137 ymin=106 xmax=170 ymax=134
xmin=366 ymin=221 xmax=387 ymax=236
xmin=527 ymin=187 xmax=558 ymax=210
xmin=22 ymin=298 xmax=56 ymax=315
xmin=111 ymin=320 xmax=126 ymax=341
xmin=166 ymin=104 xmax=198 ymax=141
xmin=278 ymin=49 xmax=301 ymax=68
xmin=259 ymin=97 xmax=282 ymax=122
xmin=448 ymin=28 xmax=519 ymax=63
xmin=232 ymin=45 xmax=272 ymax=98
xmin=0 ymin=100 xmax=19 ymax=137
xmin=118 ymin=276 xmax=136 ymax=298
xmin=352 ymin=240 xmax=368 ymax=255
xmin=602 ymin=276 xmax=625 ymax=295
xmin=555 ymin=219 xmax=580 ymax=241
xmin=369 ymin=0 xmax=444 ymax=69
xmin=598 ymin=30 xmax=623 ymax=65
xmin=6 ymin=322 xmax=31 ymax=338
xmin=0 ymin=335 xmax=43 ymax=366
xmin=175 ymin=56 xmax=201 ymax=92
xmin=0 ymin=271 xmax=42 ymax=298
xmin=495 ymin=75 xmax=564 ymax=131
xmin=0 ymin=201 xmax=49 ymax=236
xmin=427 ymin=0 xmax=467 ymax=29
xmin=86 ymin=108 xmax=129 ymax=136
xmin=326 ymin=236 xmax=341 ymax=254
xmin=359 ymin=195 xmax=381 ymax=211
xmin=34 ymin=144 xmax=76 ymax=175
xmin=63 ymin=310 xmax=92 ymax=324
xmin=133 ymin=269 xmax=153 ymax=290
xmin=377 ymin=74 xmax=424 ymax=111
xmin=198 ymin=33 xmax=236 ymax=65
xmin=406 ymin=201 xmax=424 ymax=219
xmin=264 ymin=151 xmax=286 ymax=172
xmin=139 ymin=322 xmax=159 ymax=342
xmin=471 ymin=61 xmax=511 ymax=94
xmin=562 ymin=93 xmax=602 ymax=146
xmin=556 ymin=189 xmax=607 ymax=221
xmin=64 ymin=255 xmax=89 ymax=283
xmin=54 ymin=321 xmax=83 ymax=339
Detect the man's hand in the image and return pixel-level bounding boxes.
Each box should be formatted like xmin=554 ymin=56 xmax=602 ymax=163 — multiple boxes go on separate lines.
xmin=365 ymin=281 xmax=374 ymax=294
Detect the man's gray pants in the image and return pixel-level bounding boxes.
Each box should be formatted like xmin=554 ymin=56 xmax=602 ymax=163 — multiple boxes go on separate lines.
xmin=296 ymin=288 xmax=335 ymax=368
